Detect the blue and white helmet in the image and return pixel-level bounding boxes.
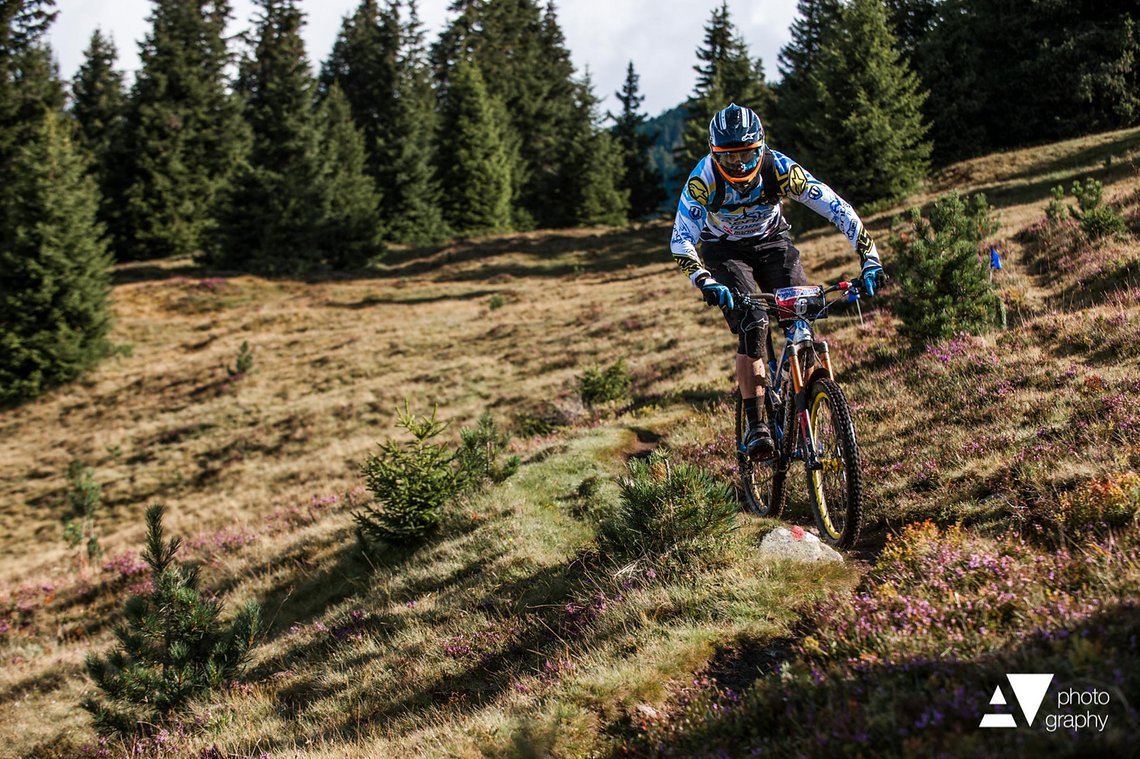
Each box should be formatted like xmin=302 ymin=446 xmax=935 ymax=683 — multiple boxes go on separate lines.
xmin=708 ymin=103 xmax=765 ymax=184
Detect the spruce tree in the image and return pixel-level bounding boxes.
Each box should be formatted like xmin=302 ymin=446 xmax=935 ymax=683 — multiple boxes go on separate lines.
xmin=432 ymin=0 xmax=579 ymax=229
xmin=321 ymin=0 xmax=446 ymax=245
xmin=389 ymin=0 xmax=448 ymax=244
xmin=563 ymin=71 xmax=628 ymax=227
xmin=0 ymin=109 xmax=113 ymax=407
xmin=770 ymin=0 xmax=842 ymax=160
xmin=115 ymin=0 xmax=242 ymax=261
xmin=610 ymin=61 xmax=665 ymax=219
xmin=83 ymin=505 xmax=262 ymax=736
xmin=210 ymin=0 xmax=328 ymax=274
xmin=71 ymin=29 xmax=126 ymax=244
xmin=319 ymin=0 xmax=399 ymax=201
xmin=436 ymin=59 xmax=511 ymax=235
xmin=318 ymin=83 xmax=383 ymax=269
xmin=0 ymin=0 xmax=58 ymax=170
xmin=803 ymin=0 xmax=930 ymax=206
xmin=677 ymin=3 xmax=773 ymax=171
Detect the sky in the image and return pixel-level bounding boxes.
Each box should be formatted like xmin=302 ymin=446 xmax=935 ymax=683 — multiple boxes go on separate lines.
xmin=46 ymin=0 xmax=800 ymax=118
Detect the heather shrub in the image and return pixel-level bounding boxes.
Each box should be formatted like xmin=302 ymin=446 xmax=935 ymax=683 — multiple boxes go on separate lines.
xmin=355 ymin=406 xmax=462 ymax=546
xmin=629 ymin=521 xmax=1140 ymax=757
xmin=456 ymin=411 xmax=519 ymax=487
xmin=598 ymin=450 xmax=738 ymax=571
xmin=578 ymin=358 xmax=631 ymax=407
xmin=891 ymin=192 xmax=1004 ymax=346
xmin=83 ymin=506 xmax=262 ymax=736
xmin=1037 ymin=472 xmax=1140 ymax=538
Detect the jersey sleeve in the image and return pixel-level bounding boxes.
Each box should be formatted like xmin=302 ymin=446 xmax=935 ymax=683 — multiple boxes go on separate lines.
xmin=669 ymin=159 xmax=714 ymax=284
xmin=770 ymin=150 xmax=881 ymax=267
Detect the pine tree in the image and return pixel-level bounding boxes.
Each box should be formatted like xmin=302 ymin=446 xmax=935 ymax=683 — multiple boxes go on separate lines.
xmin=0 ymin=0 xmax=59 ymax=171
xmin=436 ymin=59 xmax=511 ymax=235
xmin=523 ymin=0 xmax=581 ymax=227
xmin=83 ymin=505 xmax=262 ymax=736
xmin=320 ymin=1 xmax=399 ymax=199
xmin=3 ymin=39 xmax=64 ymax=156
xmin=610 ymin=61 xmax=665 ymax=219
xmin=770 ymin=0 xmax=842 ymax=159
xmin=318 ymin=83 xmax=383 ymax=269
xmin=934 ymin=0 xmax=1138 ymax=161
xmin=210 ymin=0 xmax=328 ymax=274
xmin=432 ymin=0 xmax=580 ymax=229
xmin=678 ymin=3 xmax=773 ymax=170
xmin=387 ymin=0 xmax=448 ymax=243
xmin=114 ymin=0 xmax=242 ymax=261
xmin=803 ymin=0 xmax=930 ymax=206
xmin=563 ymin=70 xmax=627 ymax=227
xmin=0 ymin=108 xmax=113 ymax=407
xmin=71 ymin=29 xmax=126 ymax=244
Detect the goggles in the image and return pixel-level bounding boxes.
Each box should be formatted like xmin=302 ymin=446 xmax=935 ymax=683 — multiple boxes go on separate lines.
xmin=711 ymin=143 xmax=762 ymax=178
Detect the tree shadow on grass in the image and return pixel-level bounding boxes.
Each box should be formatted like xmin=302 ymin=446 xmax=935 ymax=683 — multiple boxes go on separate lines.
xmin=381 ymin=224 xmax=670 ymax=282
xmin=235 ymin=552 xmax=633 ymax=753
xmin=1002 ymin=129 xmax=1140 ymax=185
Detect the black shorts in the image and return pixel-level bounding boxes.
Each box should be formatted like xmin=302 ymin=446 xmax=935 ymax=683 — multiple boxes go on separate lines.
xmin=702 ymin=234 xmax=808 ymax=342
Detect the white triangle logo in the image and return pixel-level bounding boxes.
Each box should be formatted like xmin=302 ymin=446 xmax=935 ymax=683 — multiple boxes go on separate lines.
xmin=1007 ymin=674 xmax=1054 ymax=725
xmin=989 ymin=686 xmax=1006 ymax=705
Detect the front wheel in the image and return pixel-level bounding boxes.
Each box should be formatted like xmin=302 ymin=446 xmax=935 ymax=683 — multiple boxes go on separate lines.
xmin=735 ymin=390 xmax=790 ymax=518
xmin=803 ymin=376 xmax=864 ymax=549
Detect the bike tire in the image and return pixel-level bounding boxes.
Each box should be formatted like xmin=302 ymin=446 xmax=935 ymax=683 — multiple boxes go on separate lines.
xmin=803 ymin=376 xmax=864 ymax=549
xmin=735 ymin=390 xmax=791 ymax=518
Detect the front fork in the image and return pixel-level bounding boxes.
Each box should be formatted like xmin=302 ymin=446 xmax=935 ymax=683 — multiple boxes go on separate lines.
xmin=790 ymin=340 xmax=832 ymax=472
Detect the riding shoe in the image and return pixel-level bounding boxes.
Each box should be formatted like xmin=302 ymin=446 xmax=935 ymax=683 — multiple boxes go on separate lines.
xmin=742 ymin=423 xmax=776 ymax=461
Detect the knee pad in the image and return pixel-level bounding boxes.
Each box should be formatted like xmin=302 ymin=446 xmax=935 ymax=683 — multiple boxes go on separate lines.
xmin=739 ymin=326 xmax=764 ymax=359
xmin=737 ymin=307 xmax=768 ymax=359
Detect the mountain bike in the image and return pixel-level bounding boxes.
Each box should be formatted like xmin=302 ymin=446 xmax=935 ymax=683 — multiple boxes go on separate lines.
xmin=733 ymin=279 xmax=867 ymax=549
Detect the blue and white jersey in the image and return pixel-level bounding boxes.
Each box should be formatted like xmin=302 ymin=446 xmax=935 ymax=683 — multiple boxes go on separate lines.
xmin=670 ymin=149 xmax=880 ymax=284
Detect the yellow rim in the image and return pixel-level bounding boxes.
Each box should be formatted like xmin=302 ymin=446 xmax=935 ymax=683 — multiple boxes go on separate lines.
xmin=809 ymin=390 xmax=843 ymax=539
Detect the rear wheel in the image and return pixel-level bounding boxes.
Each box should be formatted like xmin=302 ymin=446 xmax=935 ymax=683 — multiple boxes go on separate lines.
xmin=803 ymin=376 xmax=863 ymax=549
xmin=736 ymin=389 xmax=791 ymax=518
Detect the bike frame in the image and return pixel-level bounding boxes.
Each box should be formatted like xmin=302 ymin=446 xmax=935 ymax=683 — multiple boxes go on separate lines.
xmin=741 ymin=281 xmax=858 ymax=471
xmin=764 ymin=322 xmax=830 ymax=471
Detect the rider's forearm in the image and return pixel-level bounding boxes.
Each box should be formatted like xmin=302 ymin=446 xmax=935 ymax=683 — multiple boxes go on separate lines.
xmin=670 ymin=220 xmax=710 ymax=284
xmin=793 ymin=183 xmax=880 ymax=266
xmin=770 ymin=151 xmax=881 ymax=267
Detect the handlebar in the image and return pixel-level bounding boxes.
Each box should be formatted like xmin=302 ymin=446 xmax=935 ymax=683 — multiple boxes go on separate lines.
xmin=732 ymin=277 xmax=867 ymax=318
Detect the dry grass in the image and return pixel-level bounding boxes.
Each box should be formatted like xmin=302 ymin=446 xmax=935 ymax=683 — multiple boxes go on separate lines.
xmin=1 ymin=127 xmax=1138 ymax=757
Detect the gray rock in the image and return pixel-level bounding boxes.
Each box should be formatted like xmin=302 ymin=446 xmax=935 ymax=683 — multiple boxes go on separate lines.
xmin=758 ymin=526 xmax=843 ymax=563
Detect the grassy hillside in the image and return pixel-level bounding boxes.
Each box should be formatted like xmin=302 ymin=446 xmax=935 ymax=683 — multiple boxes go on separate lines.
xmin=1 ymin=128 xmax=1138 ymax=757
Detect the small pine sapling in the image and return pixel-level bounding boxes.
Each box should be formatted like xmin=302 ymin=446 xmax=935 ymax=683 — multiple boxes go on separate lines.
xmin=456 ymin=411 xmax=520 ymax=488
xmin=1069 ymin=178 xmax=1127 ymax=240
xmin=355 ymin=405 xmax=462 ymax=547
xmin=63 ymin=460 xmax=103 ymax=562
xmin=890 ymin=192 xmax=1004 ymax=346
xmin=83 ymin=505 xmax=262 ymax=736
xmin=578 ymin=358 xmax=632 ymax=407
xmin=227 ymin=340 xmax=254 ymax=379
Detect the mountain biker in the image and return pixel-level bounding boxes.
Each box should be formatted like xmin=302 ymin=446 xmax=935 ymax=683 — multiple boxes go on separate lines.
xmin=670 ymin=102 xmax=884 ymax=460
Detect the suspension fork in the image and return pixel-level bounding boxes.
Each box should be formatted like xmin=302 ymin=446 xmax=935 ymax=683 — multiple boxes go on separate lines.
xmin=789 ymin=342 xmax=822 ymax=471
